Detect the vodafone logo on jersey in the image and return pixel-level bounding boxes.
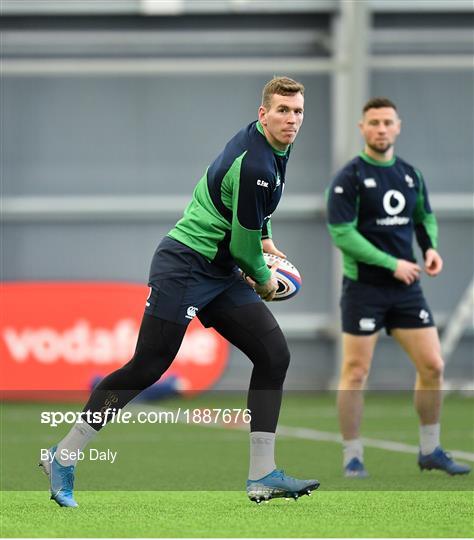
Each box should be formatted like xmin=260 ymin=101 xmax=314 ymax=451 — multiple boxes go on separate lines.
xmin=377 ymin=190 xmax=410 ymax=226
xmin=382 ymin=190 xmax=406 ymax=216
xmin=0 ymin=282 xmax=229 ymax=397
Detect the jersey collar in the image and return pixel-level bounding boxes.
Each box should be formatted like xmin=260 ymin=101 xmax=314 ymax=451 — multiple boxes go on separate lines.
xmin=359 ymin=151 xmax=396 ymax=167
xmin=256 ymin=121 xmax=290 ymax=157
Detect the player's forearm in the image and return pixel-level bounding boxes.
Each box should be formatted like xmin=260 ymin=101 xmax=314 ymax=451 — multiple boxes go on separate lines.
xmin=415 ymin=213 xmax=438 ymax=254
xmin=328 ymin=223 xmax=398 ymax=272
xmin=231 ymin=222 xmax=272 ymax=284
xmin=413 ymin=170 xmax=438 ymax=253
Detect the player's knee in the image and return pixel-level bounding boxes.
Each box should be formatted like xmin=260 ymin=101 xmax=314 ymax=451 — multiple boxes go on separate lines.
xmin=341 ymin=358 xmax=369 ymax=388
xmin=121 ymin=315 xmax=186 ymax=387
xmin=122 ymin=352 xmax=169 ymax=388
xmin=419 ymin=355 xmax=444 ymax=382
xmin=271 ymin=331 xmax=291 ymax=377
xmin=122 ymin=336 xmax=180 ymax=388
xmin=258 ymin=328 xmax=291 ymax=384
xmin=271 ymin=344 xmax=291 ymax=382
xmin=262 ymin=346 xmax=290 ymax=385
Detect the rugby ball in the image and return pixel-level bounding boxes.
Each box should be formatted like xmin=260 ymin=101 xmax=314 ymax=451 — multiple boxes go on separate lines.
xmin=263 ymin=253 xmax=302 ymax=301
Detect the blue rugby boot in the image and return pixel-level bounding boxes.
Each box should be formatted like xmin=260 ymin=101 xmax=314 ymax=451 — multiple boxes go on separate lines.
xmin=344 ymin=457 xmax=369 ymax=478
xmin=39 ymin=446 xmax=78 ymax=507
xmin=418 ymin=447 xmax=471 ymax=476
xmin=246 ymin=469 xmax=320 ymax=504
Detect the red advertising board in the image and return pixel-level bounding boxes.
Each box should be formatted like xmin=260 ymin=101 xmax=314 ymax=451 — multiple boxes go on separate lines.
xmin=0 ymin=282 xmax=229 ymax=397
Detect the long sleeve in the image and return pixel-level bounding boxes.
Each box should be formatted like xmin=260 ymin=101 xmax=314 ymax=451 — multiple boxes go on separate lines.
xmin=413 ymin=169 xmax=438 ymax=254
xmin=262 ymin=219 xmax=272 ymax=240
xmin=228 ymin=153 xmax=272 ymax=284
xmin=326 ymin=172 xmax=397 ymax=272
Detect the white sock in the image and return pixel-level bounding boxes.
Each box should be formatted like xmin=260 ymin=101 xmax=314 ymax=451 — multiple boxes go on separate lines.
xmin=419 ymin=423 xmax=440 ymax=455
xmin=343 ymin=438 xmax=364 ymax=467
xmin=56 ymin=421 xmax=98 ymax=466
xmin=249 ymin=431 xmax=276 ymax=481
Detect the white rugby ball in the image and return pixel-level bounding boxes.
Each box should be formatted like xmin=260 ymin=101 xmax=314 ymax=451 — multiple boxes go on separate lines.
xmin=263 ymin=253 xmax=302 ymax=301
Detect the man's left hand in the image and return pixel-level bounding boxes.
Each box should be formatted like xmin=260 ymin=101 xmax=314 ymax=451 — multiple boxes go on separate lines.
xmin=424 ymin=248 xmax=443 ymax=276
xmin=262 ymin=238 xmax=286 ymax=258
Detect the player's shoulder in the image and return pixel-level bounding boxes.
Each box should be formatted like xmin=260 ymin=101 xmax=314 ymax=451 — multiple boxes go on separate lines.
xmin=394 ymin=155 xmax=420 ymax=174
xmin=219 ymin=121 xmax=268 ymax=170
xmin=331 ymin=156 xmax=361 ymax=186
xmin=242 ymin=123 xmax=279 ymax=176
xmin=240 ymin=159 xmax=275 ymax=193
xmin=246 ymin=122 xmax=277 ymax=157
xmin=224 ymin=121 xmax=256 ymax=154
xmin=394 ymin=155 xmax=425 ymax=185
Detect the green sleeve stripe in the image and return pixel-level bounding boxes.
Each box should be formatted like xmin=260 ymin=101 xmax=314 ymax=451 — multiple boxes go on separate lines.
xmin=221 ymin=155 xmax=246 ymax=212
xmin=413 ymin=169 xmax=438 ymax=249
xmin=230 ymin=222 xmax=271 ymax=284
xmin=227 ymin=155 xmax=271 ymax=284
xmin=328 ymin=221 xmax=398 ymax=272
xmin=262 ymin=219 xmax=272 ymax=239
xmin=267 ymin=220 xmax=272 ymax=238
xmin=420 ymin=213 xmax=438 ymax=249
xmin=342 ymin=253 xmax=358 ymax=281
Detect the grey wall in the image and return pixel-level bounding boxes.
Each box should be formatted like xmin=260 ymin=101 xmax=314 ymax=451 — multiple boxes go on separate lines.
xmin=2 ymin=75 xmax=332 ymax=197
xmin=2 ymin=10 xmax=473 ymax=390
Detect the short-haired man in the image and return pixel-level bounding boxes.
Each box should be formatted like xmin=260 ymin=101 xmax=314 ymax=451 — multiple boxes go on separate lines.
xmin=326 ymin=97 xmax=471 ymax=478
xmin=40 ymin=77 xmax=319 ymax=506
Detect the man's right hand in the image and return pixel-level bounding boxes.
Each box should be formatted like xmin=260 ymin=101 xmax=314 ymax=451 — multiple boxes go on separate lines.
xmin=245 ymin=259 xmax=280 ymax=301
xmin=254 ymin=276 xmax=279 ymax=302
xmin=394 ymin=259 xmax=422 ymax=285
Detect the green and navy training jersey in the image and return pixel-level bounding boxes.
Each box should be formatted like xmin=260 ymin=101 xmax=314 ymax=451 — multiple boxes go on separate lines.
xmin=326 ymin=151 xmax=438 ymax=286
xmin=168 ymin=121 xmax=289 ymax=285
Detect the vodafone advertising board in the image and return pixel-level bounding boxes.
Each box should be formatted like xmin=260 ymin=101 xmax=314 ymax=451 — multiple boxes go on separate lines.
xmin=0 ymin=282 xmax=229 ymax=397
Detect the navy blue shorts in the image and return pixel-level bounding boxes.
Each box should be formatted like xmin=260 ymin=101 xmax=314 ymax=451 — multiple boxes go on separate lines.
xmin=145 ymin=236 xmax=261 ymax=326
xmin=340 ymin=277 xmax=435 ymax=335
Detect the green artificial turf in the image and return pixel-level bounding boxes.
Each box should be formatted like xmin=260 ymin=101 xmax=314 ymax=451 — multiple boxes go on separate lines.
xmin=1 ymin=393 xmax=473 ymax=537
xmin=1 ymin=490 xmax=473 ymax=538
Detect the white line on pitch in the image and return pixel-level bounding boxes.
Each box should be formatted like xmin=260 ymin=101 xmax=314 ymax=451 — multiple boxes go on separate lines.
xmin=275 ymin=425 xmax=474 ymax=462
xmin=132 ymin=404 xmax=474 ymax=462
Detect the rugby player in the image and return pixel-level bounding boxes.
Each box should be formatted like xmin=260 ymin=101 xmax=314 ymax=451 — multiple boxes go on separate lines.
xmin=326 ymin=97 xmax=471 ymax=478
xmin=40 ymin=76 xmax=319 ymax=506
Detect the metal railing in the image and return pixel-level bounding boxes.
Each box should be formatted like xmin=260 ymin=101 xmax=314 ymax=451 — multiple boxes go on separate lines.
xmin=2 ymin=193 xmax=472 ymax=222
